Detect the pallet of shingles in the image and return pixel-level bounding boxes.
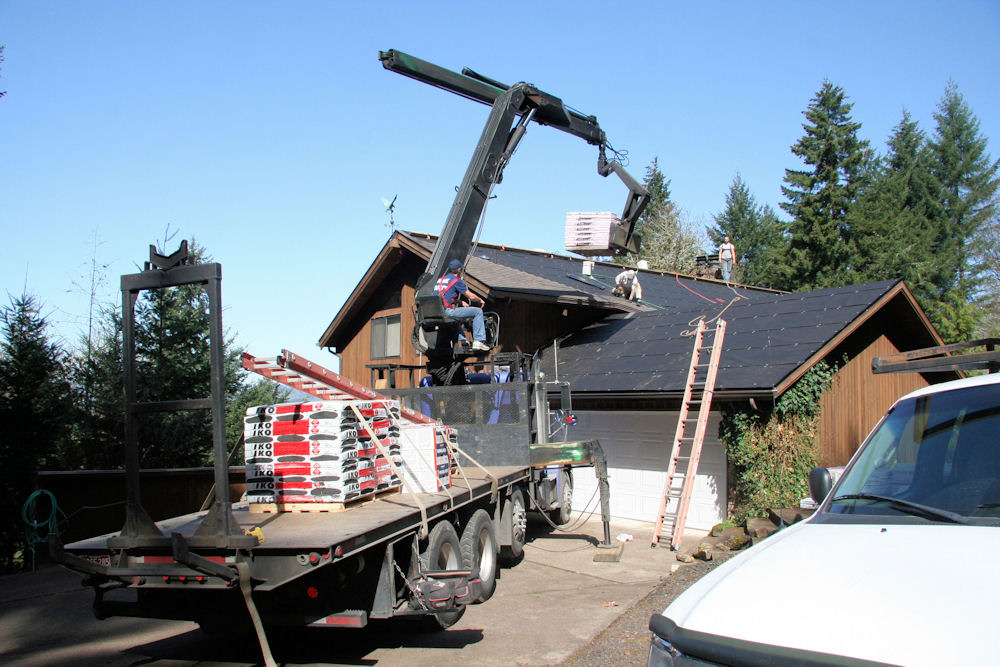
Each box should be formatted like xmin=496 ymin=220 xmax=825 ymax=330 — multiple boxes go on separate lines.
xmin=244 ymin=399 xmax=404 ymax=509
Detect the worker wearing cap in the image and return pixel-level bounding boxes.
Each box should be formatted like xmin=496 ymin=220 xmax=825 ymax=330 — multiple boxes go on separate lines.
xmin=434 ymin=259 xmax=490 ymax=351
xmin=614 ymin=268 xmax=642 ymax=302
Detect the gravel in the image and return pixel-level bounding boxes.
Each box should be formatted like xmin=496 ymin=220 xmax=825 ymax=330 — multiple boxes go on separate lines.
xmin=559 ymin=552 xmax=734 ymax=666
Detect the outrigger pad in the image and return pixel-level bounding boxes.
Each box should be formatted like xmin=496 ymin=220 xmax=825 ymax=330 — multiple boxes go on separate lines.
xmin=409 ymin=570 xmax=480 ymax=611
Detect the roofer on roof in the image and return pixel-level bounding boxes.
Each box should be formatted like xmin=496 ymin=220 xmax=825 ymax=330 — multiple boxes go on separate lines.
xmin=613 ymin=268 xmax=642 ymax=302
xmin=434 ymin=258 xmax=490 ymax=351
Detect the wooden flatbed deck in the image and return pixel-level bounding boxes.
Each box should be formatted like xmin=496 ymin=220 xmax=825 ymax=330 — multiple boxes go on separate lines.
xmin=65 ymin=466 xmax=527 ymax=556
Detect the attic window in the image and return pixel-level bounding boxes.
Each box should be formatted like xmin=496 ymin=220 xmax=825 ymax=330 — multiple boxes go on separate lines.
xmin=370 ymin=314 xmax=401 ymax=359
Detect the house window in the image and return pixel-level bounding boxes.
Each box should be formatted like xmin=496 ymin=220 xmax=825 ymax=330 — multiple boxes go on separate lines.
xmin=370 ymin=314 xmax=401 ymax=359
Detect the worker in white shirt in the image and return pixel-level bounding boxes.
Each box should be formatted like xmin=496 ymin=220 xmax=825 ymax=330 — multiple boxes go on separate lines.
xmin=719 ymin=236 xmax=737 ymax=282
xmin=613 ymin=269 xmax=642 ymax=302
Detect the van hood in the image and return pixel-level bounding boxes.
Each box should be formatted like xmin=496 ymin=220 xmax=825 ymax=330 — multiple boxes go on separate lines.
xmin=662 ymin=521 xmax=1000 ymax=666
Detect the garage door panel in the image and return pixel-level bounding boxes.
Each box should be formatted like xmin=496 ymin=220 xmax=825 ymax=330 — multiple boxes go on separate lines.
xmin=568 ymin=410 xmax=725 ymax=528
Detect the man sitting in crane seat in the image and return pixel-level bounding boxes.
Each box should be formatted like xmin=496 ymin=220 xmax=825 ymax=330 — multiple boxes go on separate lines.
xmin=434 ymin=259 xmax=490 ymax=351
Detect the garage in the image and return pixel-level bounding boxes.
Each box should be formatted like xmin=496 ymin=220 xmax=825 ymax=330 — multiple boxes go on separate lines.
xmin=569 ymin=410 xmax=727 ymax=530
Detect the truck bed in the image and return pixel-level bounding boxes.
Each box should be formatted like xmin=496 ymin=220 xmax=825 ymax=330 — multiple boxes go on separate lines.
xmin=65 ymin=466 xmax=527 ymax=557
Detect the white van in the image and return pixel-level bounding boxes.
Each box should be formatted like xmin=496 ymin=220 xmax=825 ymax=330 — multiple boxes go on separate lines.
xmin=649 ymin=372 xmax=1000 ymax=666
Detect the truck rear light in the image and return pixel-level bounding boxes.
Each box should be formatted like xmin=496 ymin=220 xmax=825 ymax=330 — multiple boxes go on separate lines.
xmin=306 ymin=586 xmax=319 ymax=599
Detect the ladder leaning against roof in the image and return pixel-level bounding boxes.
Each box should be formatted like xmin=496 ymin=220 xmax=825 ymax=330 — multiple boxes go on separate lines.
xmin=652 ymin=318 xmax=726 ymax=549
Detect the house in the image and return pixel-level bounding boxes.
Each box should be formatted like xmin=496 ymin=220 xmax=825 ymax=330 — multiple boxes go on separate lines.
xmin=318 ymin=231 xmax=949 ymax=528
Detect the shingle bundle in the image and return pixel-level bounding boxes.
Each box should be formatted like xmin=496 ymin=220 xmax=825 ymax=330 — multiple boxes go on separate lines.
xmin=398 ymin=423 xmax=455 ymax=493
xmin=244 ymin=400 xmax=404 ymax=505
xmin=564 ymin=211 xmax=620 ymax=256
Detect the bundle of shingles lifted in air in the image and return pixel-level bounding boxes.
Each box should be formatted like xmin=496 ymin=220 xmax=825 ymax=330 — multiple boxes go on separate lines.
xmin=243 ymin=399 xmax=456 ymax=507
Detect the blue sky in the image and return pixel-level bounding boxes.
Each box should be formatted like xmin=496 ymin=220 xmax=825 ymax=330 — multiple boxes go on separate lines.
xmin=2 ymin=1 xmax=998 ymax=370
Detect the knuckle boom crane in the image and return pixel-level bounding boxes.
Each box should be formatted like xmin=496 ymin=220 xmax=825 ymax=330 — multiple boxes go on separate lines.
xmin=379 ymin=50 xmax=649 ymax=384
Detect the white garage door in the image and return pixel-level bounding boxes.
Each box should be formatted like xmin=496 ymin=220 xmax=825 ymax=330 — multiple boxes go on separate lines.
xmin=569 ymin=410 xmax=726 ymax=529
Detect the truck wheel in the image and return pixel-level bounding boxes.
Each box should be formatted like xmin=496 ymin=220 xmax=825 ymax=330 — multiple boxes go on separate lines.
xmin=549 ymin=469 xmax=573 ymax=526
xmin=500 ymin=487 xmax=527 ymax=562
xmin=417 ymin=520 xmax=466 ymax=630
xmin=460 ymin=509 xmax=498 ymax=602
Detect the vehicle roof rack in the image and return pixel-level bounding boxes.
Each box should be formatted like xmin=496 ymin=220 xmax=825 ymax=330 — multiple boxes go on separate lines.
xmin=872 ymin=338 xmax=1000 ymax=375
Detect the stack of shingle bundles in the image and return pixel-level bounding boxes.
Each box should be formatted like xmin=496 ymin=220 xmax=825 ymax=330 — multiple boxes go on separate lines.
xmin=244 ymin=400 xmax=403 ymax=506
xmin=564 ymin=211 xmax=619 ymax=256
xmin=399 ymin=423 xmax=455 ymax=493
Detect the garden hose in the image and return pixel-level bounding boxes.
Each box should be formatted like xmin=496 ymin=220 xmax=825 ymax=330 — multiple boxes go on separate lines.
xmin=21 ymin=489 xmax=66 ymax=555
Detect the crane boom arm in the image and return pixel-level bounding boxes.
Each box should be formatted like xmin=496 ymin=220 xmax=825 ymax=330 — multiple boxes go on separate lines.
xmin=379 ymin=49 xmax=648 ymax=369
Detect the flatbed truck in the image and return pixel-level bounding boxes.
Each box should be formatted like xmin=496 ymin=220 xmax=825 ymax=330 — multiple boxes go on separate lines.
xmin=48 ymin=49 xmax=643 ymax=665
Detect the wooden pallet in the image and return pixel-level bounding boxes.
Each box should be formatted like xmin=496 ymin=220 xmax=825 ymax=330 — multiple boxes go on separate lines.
xmin=249 ymin=487 xmax=401 ymax=514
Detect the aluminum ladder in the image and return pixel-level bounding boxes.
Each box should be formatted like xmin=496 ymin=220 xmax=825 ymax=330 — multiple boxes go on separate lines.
xmin=242 ymin=349 xmax=435 ymax=425
xmin=652 ymin=318 xmax=726 ymax=549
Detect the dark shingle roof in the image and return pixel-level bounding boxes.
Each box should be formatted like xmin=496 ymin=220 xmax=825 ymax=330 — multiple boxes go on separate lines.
xmin=403 ymin=231 xmax=771 ymax=311
xmin=331 ymin=233 xmax=931 ymax=397
xmin=539 ymin=280 xmax=904 ymax=395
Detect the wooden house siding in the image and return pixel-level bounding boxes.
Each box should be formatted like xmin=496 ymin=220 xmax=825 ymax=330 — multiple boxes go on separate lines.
xmin=817 ymin=333 xmax=930 ymax=467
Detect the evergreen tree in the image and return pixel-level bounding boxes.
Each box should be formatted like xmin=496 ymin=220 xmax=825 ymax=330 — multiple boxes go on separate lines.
xmin=928 ymin=82 xmax=1000 ymax=341
xmin=68 ymin=306 xmax=125 ymax=470
xmin=851 ymin=111 xmax=948 ymax=326
xmin=77 ymin=240 xmax=246 ymax=469
xmin=780 ymin=81 xmax=874 ymax=290
xmin=0 ymin=293 xmax=73 ymax=570
xmin=709 ymin=174 xmax=787 ymax=286
xmin=628 ymin=157 xmax=701 ymax=273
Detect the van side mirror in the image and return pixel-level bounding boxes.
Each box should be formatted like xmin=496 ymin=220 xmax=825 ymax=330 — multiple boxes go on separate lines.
xmin=809 ymin=467 xmax=832 ymax=504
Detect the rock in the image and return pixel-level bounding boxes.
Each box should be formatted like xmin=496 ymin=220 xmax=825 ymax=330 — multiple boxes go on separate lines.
xmin=724 ymin=533 xmax=751 ymax=551
xmin=676 ymin=552 xmax=695 ymax=563
xmin=693 ymin=544 xmax=714 ymax=561
xmin=746 ymin=517 xmax=779 ymax=539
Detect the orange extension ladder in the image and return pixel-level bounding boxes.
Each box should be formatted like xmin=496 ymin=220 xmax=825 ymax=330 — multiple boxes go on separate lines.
xmin=652 ymin=318 xmax=726 ymax=549
xmin=242 ymin=349 xmax=435 ymax=425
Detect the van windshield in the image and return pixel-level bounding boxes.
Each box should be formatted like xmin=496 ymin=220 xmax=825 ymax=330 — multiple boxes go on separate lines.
xmin=829 ymin=383 xmax=1000 ymax=521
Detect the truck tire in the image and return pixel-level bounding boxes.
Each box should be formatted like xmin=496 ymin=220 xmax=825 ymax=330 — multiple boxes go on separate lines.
xmin=500 ymin=487 xmax=527 ymax=562
xmin=460 ymin=509 xmax=498 ymax=602
xmin=417 ymin=520 xmax=466 ymax=630
xmin=549 ymin=469 xmax=573 ymax=526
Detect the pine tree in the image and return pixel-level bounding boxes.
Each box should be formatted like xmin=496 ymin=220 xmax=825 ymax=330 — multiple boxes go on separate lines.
xmin=0 ymin=293 xmax=73 ymax=570
xmin=628 ymin=158 xmax=702 ymax=273
xmin=780 ymin=81 xmax=874 ymax=290
xmin=928 ymin=82 xmax=1000 ymax=341
xmin=709 ymin=174 xmax=787 ymax=286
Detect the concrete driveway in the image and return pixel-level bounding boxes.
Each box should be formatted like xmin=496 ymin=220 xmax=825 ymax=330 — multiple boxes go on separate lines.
xmin=1 ymin=515 xmax=704 ymax=666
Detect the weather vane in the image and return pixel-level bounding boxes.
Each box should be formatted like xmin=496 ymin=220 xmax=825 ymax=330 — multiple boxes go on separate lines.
xmin=380 ymin=195 xmax=398 ymax=231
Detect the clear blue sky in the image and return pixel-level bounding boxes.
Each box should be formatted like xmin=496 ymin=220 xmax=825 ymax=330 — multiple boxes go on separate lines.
xmin=2 ymin=1 xmax=998 ymax=369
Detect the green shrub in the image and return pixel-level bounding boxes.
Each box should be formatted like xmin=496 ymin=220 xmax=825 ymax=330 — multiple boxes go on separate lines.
xmin=724 ymin=361 xmax=834 ymax=522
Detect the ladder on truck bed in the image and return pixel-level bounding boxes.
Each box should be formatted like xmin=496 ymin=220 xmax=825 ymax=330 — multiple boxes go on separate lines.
xmin=652 ymin=319 xmax=726 ymax=549
xmin=242 ymin=349 xmax=435 ymax=425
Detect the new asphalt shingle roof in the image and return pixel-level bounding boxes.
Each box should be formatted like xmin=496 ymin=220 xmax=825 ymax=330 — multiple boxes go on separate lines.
xmin=538 ymin=280 xmax=905 ymax=395
xmin=325 ymin=232 xmax=936 ymax=397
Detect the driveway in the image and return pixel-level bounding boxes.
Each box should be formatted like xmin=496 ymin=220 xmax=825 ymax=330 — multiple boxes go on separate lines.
xmin=1 ymin=515 xmax=705 ymax=666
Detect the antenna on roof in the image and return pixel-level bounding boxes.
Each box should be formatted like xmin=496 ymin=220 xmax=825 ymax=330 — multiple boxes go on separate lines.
xmin=380 ymin=195 xmax=398 ymax=231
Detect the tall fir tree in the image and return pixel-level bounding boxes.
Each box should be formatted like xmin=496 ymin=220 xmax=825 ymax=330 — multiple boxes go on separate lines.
xmin=0 ymin=293 xmax=74 ymax=570
xmin=850 ymin=111 xmax=947 ymax=327
xmin=928 ymin=82 xmax=1000 ymax=341
xmin=68 ymin=306 xmax=125 ymax=470
xmin=627 ymin=157 xmax=701 ymax=273
xmin=708 ymin=174 xmax=787 ymax=287
xmin=780 ymin=81 xmax=874 ymax=290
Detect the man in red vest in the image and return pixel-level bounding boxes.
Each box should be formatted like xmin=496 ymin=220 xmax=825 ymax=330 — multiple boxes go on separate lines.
xmin=433 ymin=259 xmax=489 ymax=351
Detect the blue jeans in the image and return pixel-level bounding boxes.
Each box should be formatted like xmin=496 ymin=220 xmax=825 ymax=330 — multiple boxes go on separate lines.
xmin=446 ymin=306 xmax=486 ymax=342
xmin=721 ymin=259 xmax=733 ymax=282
